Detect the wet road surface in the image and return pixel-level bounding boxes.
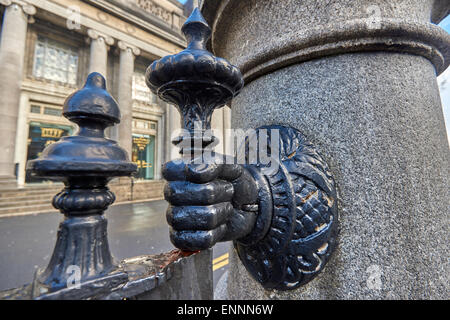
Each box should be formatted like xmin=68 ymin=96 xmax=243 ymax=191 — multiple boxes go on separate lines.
xmin=0 ymin=200 xmax=230 ymax=293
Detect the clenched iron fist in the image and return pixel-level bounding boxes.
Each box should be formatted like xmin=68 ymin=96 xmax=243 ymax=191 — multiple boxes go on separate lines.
xmin=163 ymin=156 xmax=258 ymax=251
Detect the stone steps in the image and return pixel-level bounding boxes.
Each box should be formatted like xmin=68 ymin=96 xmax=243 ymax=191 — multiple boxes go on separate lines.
xmin=0 ymin=180 xmax=165 ymax=216
xmin=0 ymin=198 xmax=52 ymax=208
xmin=0 ymin=203 xmax=55 ymax=216
xmin=0 ymin=193 xmax=55 ymax=203
xmin=0 ymin=187 xmax=62 ymax=198
xmin=0 ymin=185 xmax=62 ymax=216
xmin=0 ymin=176 xmax=21 ymax=189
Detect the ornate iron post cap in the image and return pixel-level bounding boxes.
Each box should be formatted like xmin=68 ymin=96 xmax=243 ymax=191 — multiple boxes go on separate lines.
xmin=26 ymin=72 xmax=137 ymax=180
xmin=63 ymin=72 xmax=120 ymax=125
xmin=145 ymin=8 xmax=244 ymax=134
xmin=24 ymin=73 xmax=137 ymax=292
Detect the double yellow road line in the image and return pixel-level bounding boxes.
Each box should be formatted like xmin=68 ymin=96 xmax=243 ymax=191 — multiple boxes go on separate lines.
xmin=212 ymin=253 xmax=229 ymax=271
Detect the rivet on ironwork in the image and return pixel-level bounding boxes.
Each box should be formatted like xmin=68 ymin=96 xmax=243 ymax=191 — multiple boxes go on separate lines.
xmin=26 ymin=72 xmax=137 ymax=291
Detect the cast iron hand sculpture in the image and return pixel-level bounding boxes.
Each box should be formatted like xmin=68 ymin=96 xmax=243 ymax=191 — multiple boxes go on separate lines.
xmin=163 ymin=158 xmax=259 ymax=251
xmin=146 ymin=8 xmax=339 ymax=290
xmin=146 ymin=8 xmax=257 ymax=251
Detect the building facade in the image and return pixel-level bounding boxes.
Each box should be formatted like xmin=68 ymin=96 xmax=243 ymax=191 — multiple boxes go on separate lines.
xmin=0 ymin=0 xmax=231 ymax=214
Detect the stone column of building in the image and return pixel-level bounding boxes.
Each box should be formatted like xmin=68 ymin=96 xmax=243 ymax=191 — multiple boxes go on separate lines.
xmin=87 ymin=29 xmax=114 ymax=77
xmin=202 ymin=0 xmax=450 ymax=299
xmin=223 ymin=106 xmax=232 ymax=155
xmin=116 ymin=41 xmax=140 ymax=155
xmin=211 ymin=108 xmax=224 ymax=154
xmin=165 ymin=103 xmax=181 ymax=161
xmin=0 ymin=0 xmax=35 ymax=186
xmin=86 ymin=29 xmax=114 ymax=139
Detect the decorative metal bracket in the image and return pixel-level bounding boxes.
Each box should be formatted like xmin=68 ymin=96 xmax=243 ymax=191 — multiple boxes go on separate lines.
xmin=235 ymin=125 xmax=338 ymax=289
xmin=146 ymin=8 xmax=338 ymax=290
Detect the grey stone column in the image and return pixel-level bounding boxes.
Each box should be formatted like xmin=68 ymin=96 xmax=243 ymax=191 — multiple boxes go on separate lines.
xmin=165 ymin=103 xmax=181 ymax=161
xmin=116 ymin=41 xmax=140 ymax=155
xmin=202 ymin=0 xmax=450 ymax=299
xmin=223 ymin=106 xmax=232 ymax=155
xmin=87 ymin=29 xmax=114 ymax=139
xmin=211 ymin=108 xmax=224 ymax=154
xmin=87 ymin=29 xmax=114 ymax=77
xmin=0 ymin=0 xmax=35 ymax=184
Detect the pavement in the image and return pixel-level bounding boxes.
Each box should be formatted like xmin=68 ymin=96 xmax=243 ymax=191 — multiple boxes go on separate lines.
xmin=0 ymin=200 xmax=230 ymax=293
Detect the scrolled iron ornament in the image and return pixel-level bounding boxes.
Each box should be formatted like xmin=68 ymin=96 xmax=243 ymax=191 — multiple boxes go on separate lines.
xmin=235 ymin=126 xmax=338 ymax=290
xmin=146 ymin=8 xmax=243 ymax=135
xmin=146 ymin=8 xmax=338 ymax=290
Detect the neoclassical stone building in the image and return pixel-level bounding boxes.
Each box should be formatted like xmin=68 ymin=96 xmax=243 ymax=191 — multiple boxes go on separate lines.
xmin=0 ymin=0 xmax=230 ymax=214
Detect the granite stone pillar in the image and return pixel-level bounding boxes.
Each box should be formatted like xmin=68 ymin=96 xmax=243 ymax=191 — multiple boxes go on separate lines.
xmin=165 ymin=103 xmax=181 ymax=161
xmin=116 ymin=41 xmax=140 ymax=155
xmin=0 ymin=0 xmax=35 ymax=184
xmin=201 ymin=0 xmax=450 ymax=299
xmin=87 ymin=29 xmax=114 ymax=139
xmin=223 ymin=106 xmax=232 ymax=155
xmin=87 ymin=29 xmax=113 ymax=77
xmin=211 ymin=108 xmax=225 ymax=154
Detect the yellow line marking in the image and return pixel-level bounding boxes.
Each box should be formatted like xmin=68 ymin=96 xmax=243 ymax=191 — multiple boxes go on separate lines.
xmin=213 ymin=259 xmax=229 ymax=271
xmin=212 ymin=253 xmax=229 ymax=265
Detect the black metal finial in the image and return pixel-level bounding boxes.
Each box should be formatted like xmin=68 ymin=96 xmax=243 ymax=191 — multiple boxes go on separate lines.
xmin=146 ymin=8 xmax=243 ymax=154
xmin=26 ymin=73 xmax=137 ymax=291
xmin=181 ymin=8 xmax=211 ymax=50
xmin=28 ymin=72 xmax=135 ymax=178
xmin=64 ymin=72 xmax=120 ymax=126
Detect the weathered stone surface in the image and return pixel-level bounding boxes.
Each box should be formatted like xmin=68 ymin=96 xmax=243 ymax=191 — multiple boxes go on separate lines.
xmin=214 ymin=270 xmax=228 ymax=300
xmin=202 ymin=0 xmax=450 ymax=82
xmin=228 ymin=53 xmax=449 ymax=299
xmin=0 ymin=3 xmax=32 ymax=179
xmin=135 ymin=249 xmax=213 ymax=300
xmin=109 ymin=178 xmax=165 ymax=203
xmin=0 ymin=249 xmax=212 ymax=300
xmin=202 ymin=0 xmax=450 ymax=299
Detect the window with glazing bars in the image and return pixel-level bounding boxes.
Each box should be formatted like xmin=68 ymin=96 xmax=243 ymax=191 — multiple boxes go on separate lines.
xmin=132 ymin=71 xmax=156 ymax=103
xmin=33 ymin=36 xmax=79 ymax=85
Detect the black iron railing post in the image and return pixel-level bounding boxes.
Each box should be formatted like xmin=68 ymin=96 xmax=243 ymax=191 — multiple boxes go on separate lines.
xmin=26 ymin=73 xmax=137 ymax=292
